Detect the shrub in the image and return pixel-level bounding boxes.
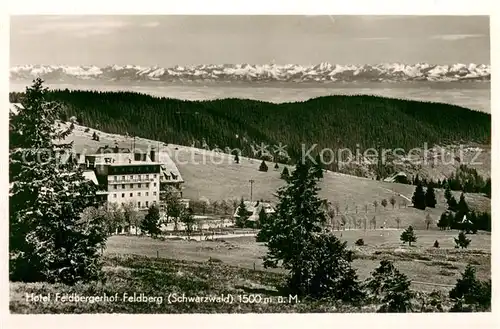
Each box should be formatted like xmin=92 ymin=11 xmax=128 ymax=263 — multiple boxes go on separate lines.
xmin=433 ymin=240 xmax=439 ymax=248
xmin=355 ymin=238 xmax=365 ymax=246
xmin=84 ymin=127 xmax=90 ymax=133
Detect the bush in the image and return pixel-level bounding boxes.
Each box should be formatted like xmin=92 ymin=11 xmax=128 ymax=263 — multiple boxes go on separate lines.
xmin=433 ymin=240 xmax=439 ymax=248
xmin=84 ymin=127 xmax=90 ymax=133
xmin=355 ymin=238 xmax=365 ymax=246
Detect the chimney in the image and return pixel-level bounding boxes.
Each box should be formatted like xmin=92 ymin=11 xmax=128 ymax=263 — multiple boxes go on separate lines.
xmin=150 ymin=148 xmax=156 ymax=162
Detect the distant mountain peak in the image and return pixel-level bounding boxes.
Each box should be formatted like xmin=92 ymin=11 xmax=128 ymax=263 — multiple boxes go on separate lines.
xmin=9 ymin=63 xmax=491 ymax=83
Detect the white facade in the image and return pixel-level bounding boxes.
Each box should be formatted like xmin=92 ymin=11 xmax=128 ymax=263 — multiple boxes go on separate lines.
xmin=107 ymin=172 xmax=161 ymax=209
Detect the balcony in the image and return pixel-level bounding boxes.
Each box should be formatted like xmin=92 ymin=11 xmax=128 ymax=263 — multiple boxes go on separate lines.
xmin=108 ymin=177 xmax=156 ymax=184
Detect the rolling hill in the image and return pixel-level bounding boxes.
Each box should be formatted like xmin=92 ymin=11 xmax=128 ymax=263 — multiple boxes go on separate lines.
xmin=9 ymin=90 xmax=491 ymax=181
xmin=61 ymin=122 xmax=491 ymax=230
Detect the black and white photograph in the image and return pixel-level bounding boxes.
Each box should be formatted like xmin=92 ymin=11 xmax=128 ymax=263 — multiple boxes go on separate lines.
xmin=5 ymin=4 xmax=494 ymax=319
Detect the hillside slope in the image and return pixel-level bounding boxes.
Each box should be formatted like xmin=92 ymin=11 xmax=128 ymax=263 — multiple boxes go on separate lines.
xmin=9 ymin=90 xmax=491 ymax=181
xmin=64 ymin=123 xmax=490 ymax=230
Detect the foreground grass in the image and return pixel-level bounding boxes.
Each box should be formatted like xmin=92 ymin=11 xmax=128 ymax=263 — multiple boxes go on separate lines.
xmin=11 ymin=255 xmax=378 ymax=314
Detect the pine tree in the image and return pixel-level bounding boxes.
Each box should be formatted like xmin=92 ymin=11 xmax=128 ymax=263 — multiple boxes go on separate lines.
xmin=280 ymin=166 xmax=290 ymax=180
xmin=454 ymin=231 xmax=471 ymax=249
xmin=425 ymin=185 xmax=437 ymax=208
xmin=9 ymin=79 xmax=107 ymax=284
xmin=257 ymin=207 xmax=267 ymax=229
xmin=236 ymin=198 xmax=249 ymax=228
xmin=457 ymin=193 xmax=469 ymax=214
xmin=400 ymin=226 xmax=417 ymax=246
xmin=365 ymin=260 xmax=414 ymax=312
xmin=274 ymin=162 xmax=279 ymax=169
xmin=259 ymin=160 xmax=268 ymax=172
xmin=140 ymin=205 xmax=161 ymax=237
xmin=449 ymin=264 xmax=491 ymax=312
xmin=444 ymin=184 xmax=458 ymax=211
xmin=437 ymin=211 xmax=451 ymax=230
xmin=411 ymin=182 xmax=426 ymax=210
xmin=260 ymin=158 xmax=361 ymax=300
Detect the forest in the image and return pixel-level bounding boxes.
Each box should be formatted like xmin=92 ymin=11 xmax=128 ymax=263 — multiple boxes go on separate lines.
xmin=9 ymin=89 xmax=491 ymax=174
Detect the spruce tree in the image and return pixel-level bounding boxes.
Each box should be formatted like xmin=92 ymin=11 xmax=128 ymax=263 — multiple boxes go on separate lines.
xmin=400 ymin=226 xmax=417 ymax=246
xmin=365 ymin=260 xmax=414 ymax=312
xmin=280 ymin=166 xmax=290 ymax=180
xmin=9 ymin=79 xmax=107 ymax=284
xmin=313 ymin=154 xmax=324 ymax=178
xmin=425 ymin=185 xmax=437 ymax=208
xmin=140 ymin=205 xmax=161 ymax=237
xmin=411 ymin=182 xmax=426 ymax=210
xmin=260 ymin=158 xmax=361 ymax=300
xmin=236 ymin=198 xmax=250 ymax=228
xmin=449 ymin=264 xmax=491 ymax=312
xmin=437 ymin=212 xmax=451 ymax=230
xmin=259 ymin=160 xmax=268 ymax=172
xmin=454 ymin=231 xmax=471 ymax=249
xmin=444 ymin=184 xmax=458 ymax=211
xmin=457 ymin=193 xmax=469 ymax=214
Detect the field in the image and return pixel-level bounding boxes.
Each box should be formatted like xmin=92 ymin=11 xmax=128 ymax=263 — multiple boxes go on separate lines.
xmin=65 ymin=123 xmax=490 ymax=231
xmin=10 ymin=229 xmax=490 ymax=313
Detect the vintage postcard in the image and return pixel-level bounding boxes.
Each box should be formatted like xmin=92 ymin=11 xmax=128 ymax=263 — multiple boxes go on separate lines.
xmin=3 ymin=1 xmax=496 ymax=327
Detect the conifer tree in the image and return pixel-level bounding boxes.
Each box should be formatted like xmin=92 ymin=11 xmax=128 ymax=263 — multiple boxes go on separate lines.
xmin=411 ymin=182 xmax=426 ymax=210
xmin=236 ymin=198 xmax=250 ymax=228
xmin=400 ymin=226 xmax=417 ymax=246
xmin=313 ymin=154 xmax=324 ymax=178
xmin=140 ymin=205 xmax=161 ymax=237
xmin=444 ymin=184 xmax=458 ymax=211
xmin=259 ymin=160 xmax=268 ymax=172
xmin=234 ymin=152 xmax=240 ymax=164
xmin=449 ymin=264 xmax=491 ymax=312
xmin=274 ymin=162 xmax=279 ymax=169
xmin=260 ymin=158 xmax=362 ymax=300
xmin=365 ymin=260 xmax=414 ymax=312
xmin=280 ymin=166 xmax=290 ymax=180
xmin=425 ymin=185 xmax=437 ymax=208
xmin=9 ymin=79 xmax=107 ymax=284
xmin=437 ymin=211 xmax=451 ymax=230
xmin=454 ymin=231 xmax=471 ymax=249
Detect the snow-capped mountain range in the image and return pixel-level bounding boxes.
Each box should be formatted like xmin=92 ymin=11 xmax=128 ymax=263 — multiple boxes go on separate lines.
xmin=10 ymin=63 xmax=490 ymax=83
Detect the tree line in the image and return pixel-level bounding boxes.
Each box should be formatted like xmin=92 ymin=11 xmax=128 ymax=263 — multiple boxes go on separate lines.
xmin=9 ymin=89 xmax=490 ymax=174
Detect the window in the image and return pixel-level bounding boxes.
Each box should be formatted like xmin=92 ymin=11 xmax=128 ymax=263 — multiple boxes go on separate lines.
xmin=138 ymin=192 xmax=141 ymax=197
xmin=138 ymin=184 xmax=141 ymax=188
xmin=146 ymin=174 xmax=149 ymax=180
xmin=153 ymin=192 xmax=157 ymax=196
xmin=121 ymin=193 xmax=125 ymax=197
xmin=146 ymin=183 xmax=149 ymax=188
xmin=130 ymin=184 xmax=134 ymax=188
xmin=113 ymin=194 xmax=117 ymax=198
xmin=114 ymin=185 xmax=117 ymax=189
xmin=121 ymin=184 xmax=125 ymax=189
xmin=154 ymin=174 xmax=157 ymax=178
xmin=153 ymin=183 xmax=157 ymax=187
xmin=130 ymin=175 xmax=133 ymax=180
xmin=122 ymin=176 xmax=125 ymax=181
xmin=138 ymin=201 xmax=141 ymax=208
xmin=130 ymin=193 xmax=133 ymax=197
xmin=146 ymin=192 xmax=149 ymax=196
xmin=146 ymin=201 xmax=149 ymax=207
xmin=114 ymin=176 xmax=117 ymax=181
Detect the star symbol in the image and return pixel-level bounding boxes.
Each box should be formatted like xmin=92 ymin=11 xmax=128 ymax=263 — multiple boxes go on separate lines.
xmin=251 ymin=142 xmax=269 ymax=157
xmin=273 ymin=142 xmax=288 ymax=157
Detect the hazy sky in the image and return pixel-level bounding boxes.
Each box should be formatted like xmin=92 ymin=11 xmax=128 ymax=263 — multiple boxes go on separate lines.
xmin=10 ymin=15 xmax=490 ymax=66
